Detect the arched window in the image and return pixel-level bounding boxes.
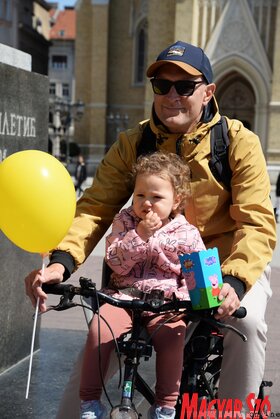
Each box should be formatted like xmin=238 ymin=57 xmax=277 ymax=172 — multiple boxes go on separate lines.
xmin=134 ymin=19 xmax=147 ymax=84
xmin=216 ymin=71 xmax=255 ymax=131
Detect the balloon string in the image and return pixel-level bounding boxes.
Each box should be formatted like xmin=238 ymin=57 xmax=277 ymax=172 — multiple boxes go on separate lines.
xmin=25 ymin=258 xmax=45 ymax=399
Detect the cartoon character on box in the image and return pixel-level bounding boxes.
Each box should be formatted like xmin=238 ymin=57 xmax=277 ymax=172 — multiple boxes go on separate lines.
xmin=209 ymin=274 xmax=220 ymax=297
xmin=179 ymin=248 xmax=223 ymax=310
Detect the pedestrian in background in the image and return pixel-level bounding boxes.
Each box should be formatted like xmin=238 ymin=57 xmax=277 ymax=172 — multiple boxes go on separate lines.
xmin=75 ymin=155 xmax=87 ymax=197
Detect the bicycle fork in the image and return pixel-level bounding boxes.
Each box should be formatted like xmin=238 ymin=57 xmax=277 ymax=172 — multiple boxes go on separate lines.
xmin=110 ymin=311 xmax=152 ymax=419
xmin=110 ymin=355 xmax=140 ymax=419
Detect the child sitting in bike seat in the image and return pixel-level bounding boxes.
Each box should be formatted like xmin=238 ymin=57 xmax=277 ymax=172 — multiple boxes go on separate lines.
xmin=80 ymin=152 xmax=206 ymax=419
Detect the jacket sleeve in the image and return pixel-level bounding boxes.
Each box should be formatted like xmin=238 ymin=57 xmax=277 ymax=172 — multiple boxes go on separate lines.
xmin=50 ymin=126 xmax=143 ymax=271
xmin=181 ymin=230 xmax=206 ymax=254
xmin=221 ymin=120 xmax=276 ymax=290
xmin=105 ymin=212 xmax=148 ymax=275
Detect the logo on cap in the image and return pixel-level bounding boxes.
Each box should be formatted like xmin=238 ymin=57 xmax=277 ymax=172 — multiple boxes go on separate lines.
xmin=167 ymin=45 xmax=185 ymax=57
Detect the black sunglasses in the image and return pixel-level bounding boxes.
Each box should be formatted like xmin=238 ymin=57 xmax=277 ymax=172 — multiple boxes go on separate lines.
xmin=150 ymin=78 xmax=205 ymax=96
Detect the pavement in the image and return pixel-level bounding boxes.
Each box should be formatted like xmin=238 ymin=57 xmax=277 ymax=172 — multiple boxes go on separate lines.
xmin=0 ymin=223 xmax=279 ymax=418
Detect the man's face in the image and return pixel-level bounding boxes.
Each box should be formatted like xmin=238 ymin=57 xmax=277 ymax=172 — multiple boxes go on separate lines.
xmin=152 ymin=64 xmax=215 ymax=134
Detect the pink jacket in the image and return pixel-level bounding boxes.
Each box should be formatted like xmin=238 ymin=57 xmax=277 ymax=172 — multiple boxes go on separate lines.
xmin=105 ymin=206 xmax=205 ymax=300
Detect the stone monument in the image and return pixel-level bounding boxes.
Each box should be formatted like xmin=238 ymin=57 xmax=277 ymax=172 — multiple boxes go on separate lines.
xmin=0 ymin=43 xmax=49 ymax=373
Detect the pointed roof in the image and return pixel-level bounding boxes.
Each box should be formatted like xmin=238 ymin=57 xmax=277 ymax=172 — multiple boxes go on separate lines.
xmin=49 ymin=8 xmax=76 ymax=40
xmin=206 ymin=0 xmax=271 ymax=83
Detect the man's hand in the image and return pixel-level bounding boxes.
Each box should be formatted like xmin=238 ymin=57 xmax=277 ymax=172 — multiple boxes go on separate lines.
xmin=24 ymin=263 xmax=65 ymax=312
xmin=214 ymin=283 xmax=241 ymax=320
xmin=136 ymin=211 xmax=162 ymax=241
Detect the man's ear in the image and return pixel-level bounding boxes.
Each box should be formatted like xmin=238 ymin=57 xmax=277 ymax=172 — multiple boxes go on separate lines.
xmin=203 ymin=83 xmax=216 ymax=106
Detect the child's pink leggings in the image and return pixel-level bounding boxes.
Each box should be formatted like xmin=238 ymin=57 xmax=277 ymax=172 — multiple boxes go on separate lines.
xmin=80 ymin=303 xmax=186 ymax=408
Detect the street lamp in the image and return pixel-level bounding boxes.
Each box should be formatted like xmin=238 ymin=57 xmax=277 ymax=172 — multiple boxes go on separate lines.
xmin=48 ymin=97 xmax=65 ymax=158
xmin=75 ymin=99 xmax=85 ymax=120
xmin=49 ymin=96 xmax=85 ymax=163
xmin=106 ymin=112 xmax=129 ymax=148
xmin=62 ymin=100 xmax=85 ymax=165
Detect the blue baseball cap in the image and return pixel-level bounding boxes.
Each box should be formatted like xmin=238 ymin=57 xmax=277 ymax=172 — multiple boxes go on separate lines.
xmin=146 ymin=41 xmax=213 ymax=84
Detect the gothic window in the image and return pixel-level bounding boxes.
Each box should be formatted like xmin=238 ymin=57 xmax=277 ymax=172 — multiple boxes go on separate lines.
xmin=134 ymin=19 xmax=147 ymax=84
xmin=216 ymin=72 xmax=255 ymax=130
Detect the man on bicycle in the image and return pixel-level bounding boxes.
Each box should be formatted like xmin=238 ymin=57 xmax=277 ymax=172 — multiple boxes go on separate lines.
xmin=25 ymin=41 xmax=276 ymax=418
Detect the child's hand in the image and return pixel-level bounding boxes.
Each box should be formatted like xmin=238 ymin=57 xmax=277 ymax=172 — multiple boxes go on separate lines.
xmin=137 ymin=211 xmax=162 ymax=241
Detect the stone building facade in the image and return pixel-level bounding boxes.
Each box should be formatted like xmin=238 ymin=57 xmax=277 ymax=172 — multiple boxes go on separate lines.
xmin=74 ymin=0 xmax=280 ymax=176
xmin=0 ymin=0 xmax=51 ymax=75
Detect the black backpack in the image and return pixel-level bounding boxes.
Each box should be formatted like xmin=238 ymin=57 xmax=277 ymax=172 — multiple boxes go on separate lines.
xmin=137 ymin=116 xmax=232 ymax=189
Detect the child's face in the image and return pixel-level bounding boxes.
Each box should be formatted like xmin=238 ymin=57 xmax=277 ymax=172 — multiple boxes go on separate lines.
xmin=133 ymin=173 xmax=180 ymax=224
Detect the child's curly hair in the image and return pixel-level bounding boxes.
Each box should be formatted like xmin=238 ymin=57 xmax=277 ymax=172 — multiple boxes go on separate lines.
xmin=130 ymin=152 xmax=191 ymax=214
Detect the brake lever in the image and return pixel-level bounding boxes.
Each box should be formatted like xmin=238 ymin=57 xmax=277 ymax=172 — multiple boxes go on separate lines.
xmin=51 ymin=301 xmax=77 ymax=311
xmin=38 ymin=295 xmax=78 ymax=316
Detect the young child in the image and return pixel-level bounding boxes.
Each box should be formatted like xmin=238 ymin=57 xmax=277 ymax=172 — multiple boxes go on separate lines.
xmin=80 ymin=152 xmax=206 ymax=419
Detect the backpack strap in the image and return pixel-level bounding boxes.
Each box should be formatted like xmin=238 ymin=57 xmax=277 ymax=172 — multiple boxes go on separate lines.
xmin=136 ymin=122 xmax=157 ymax=158
xmin=208 ymin=116 xmax=232 ymax=189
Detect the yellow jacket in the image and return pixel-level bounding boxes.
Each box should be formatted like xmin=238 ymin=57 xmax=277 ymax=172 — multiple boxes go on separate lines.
xmin=55 ymin=101 xmax=276 ymax=291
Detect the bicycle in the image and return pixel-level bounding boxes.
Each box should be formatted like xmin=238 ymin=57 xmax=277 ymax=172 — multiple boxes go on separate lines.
xmin=41 ymin=276 xmax=266 ymax=419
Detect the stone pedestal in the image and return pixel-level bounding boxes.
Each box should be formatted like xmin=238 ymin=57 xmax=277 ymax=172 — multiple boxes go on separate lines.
xmin=0 ymin=44 xmax=48 ymax=373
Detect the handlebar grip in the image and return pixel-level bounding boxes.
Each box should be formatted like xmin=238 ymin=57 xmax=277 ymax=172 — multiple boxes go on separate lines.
xmin=232 ymin=306 xmax=247 ymax=318
xmin=42 ymin=283 xmax=72 ymax=295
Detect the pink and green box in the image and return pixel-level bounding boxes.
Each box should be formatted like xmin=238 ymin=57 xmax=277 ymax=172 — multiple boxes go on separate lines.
xmin=179 ymin=247 xmax=223 ymax=310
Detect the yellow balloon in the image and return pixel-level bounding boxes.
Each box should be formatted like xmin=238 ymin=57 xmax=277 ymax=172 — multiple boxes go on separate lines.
xmin=0 ymin=150 xmax=76 ymax=253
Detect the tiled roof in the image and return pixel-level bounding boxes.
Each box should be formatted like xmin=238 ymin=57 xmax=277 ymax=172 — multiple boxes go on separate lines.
xmin=49 ymin=8 xmax=76 ymax=40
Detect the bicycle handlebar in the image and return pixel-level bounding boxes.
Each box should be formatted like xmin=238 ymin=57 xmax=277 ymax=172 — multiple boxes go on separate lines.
xmin=42 ymin=277 xmax=247 ymax=319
